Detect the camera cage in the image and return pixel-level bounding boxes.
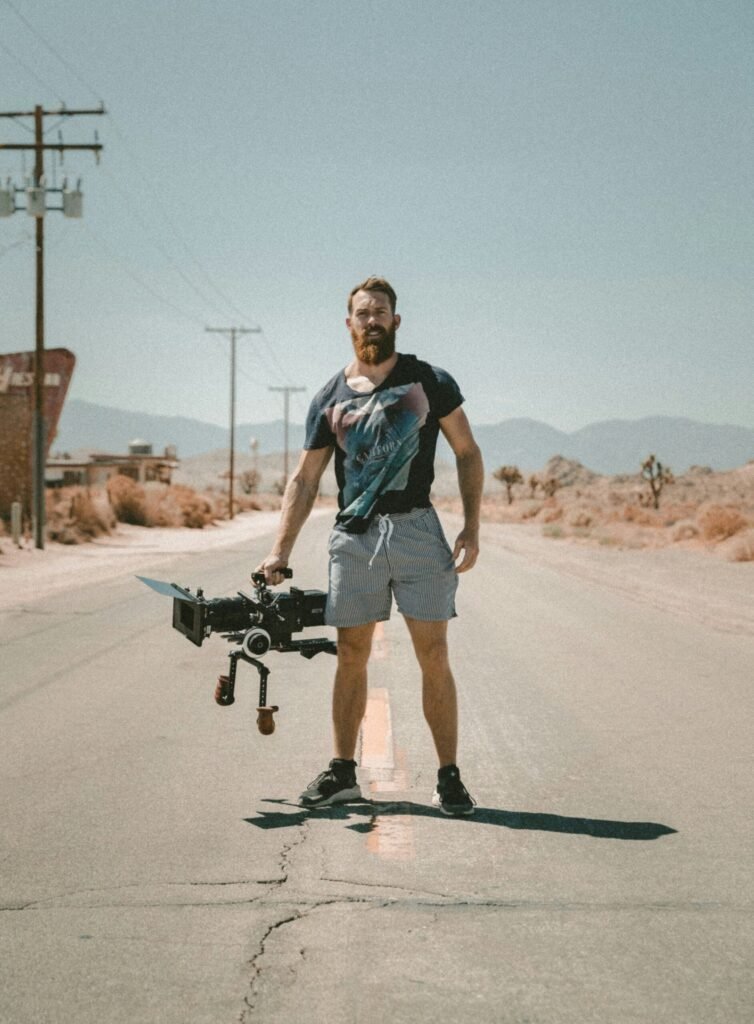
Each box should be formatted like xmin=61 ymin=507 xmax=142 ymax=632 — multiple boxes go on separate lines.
xmin=138 ymin=569 xmax=336 ymax=735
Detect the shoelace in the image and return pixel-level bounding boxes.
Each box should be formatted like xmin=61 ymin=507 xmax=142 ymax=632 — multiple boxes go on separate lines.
xmin=368 ymin=514 xmax=394 ymax=568
xmin=439 ymin=772 xmax=475 ymax=805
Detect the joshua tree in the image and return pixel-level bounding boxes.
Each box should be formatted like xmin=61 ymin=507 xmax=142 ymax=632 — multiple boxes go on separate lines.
xmin=641 ymin=454 xmax=674 ymax=509
xmin=240 ymin=469 xmax=260 ymax=495
xmin=542 ymin=477 xmax=560 ymax=498
xmin=493 ymin=465 xmax=523 ymax=504
xmin=528 ymin=474 xmax=540 ymax=497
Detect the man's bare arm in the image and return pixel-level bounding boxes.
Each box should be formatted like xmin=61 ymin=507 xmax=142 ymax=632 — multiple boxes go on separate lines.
xmin=256 ymin=446 xmax=333 ymax=583
xmin=439 ymin=406 xmax=484 ymax=573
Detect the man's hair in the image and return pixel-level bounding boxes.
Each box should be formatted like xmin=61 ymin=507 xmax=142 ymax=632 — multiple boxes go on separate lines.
xmin=347 ymin=276 xmax=397 ymax=314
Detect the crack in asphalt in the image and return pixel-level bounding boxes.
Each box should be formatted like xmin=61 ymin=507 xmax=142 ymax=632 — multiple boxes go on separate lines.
xmin=3 ymin=894 xmax=751 ymax=915
xmin=321 ymin=875 xmax=452 ymax=899
xmin=0 ymin=879 xmax=286 ymax=912
xmin=238 ymin=815 xmax=312 ymax=1022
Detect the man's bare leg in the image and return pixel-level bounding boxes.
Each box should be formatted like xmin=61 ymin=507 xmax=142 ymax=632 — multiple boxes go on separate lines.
xmin=333 ymin=622 xmax=376 ymax=759
xmin=404 ymin=617 xmax=457 ymax=766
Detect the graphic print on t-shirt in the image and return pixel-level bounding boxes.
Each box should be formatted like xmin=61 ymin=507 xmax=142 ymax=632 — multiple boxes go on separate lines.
xmin=326 ymin=381 xmax=430 ymax=521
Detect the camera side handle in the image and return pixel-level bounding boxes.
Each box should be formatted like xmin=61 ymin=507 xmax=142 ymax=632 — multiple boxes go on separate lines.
xmin=251 ymin=568 xmax=293 ymax=586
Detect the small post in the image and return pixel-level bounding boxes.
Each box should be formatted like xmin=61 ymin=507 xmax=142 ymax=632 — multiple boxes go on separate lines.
xmin=11 ymin=501 xmax=22 ymax=546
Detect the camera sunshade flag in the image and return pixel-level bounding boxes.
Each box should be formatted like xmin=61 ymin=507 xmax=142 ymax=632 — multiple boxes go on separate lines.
xmin=137 ymin=576 xmax=197 ymax=601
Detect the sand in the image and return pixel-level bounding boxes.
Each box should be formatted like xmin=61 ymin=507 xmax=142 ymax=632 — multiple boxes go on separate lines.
xmin=0 ymin=509 xmax=313 ymax=612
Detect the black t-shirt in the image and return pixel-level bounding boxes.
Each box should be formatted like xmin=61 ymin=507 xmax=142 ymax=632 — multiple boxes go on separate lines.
xmin=304 ymin=353 xmax=464 ymax=533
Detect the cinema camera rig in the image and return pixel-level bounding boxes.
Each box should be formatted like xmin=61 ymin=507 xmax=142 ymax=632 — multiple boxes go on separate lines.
xmin=138 ymin=570 xmax=336 ymax=735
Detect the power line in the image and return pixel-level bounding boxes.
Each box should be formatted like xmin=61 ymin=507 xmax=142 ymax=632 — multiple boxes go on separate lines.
xmin=0 ymin=1 xmax=300 ymax=390
xmin=0 ymin=229 xmax=32 ymax=261
xmin=97 ymin=165 xmax=233 ymax=321
xmin=103 ymin=111 xmax=297 ymax=383
xmin=75 ymin=224 xmax=275 ymax=399
xmin=0 ymin=3 xmax=300 ymax=396
xmin=0 ymin=0 xmax=103 ymax=105
xmin=0 ymin=38 xmax=65 ymax=105
xmin=78 ymin=220 xmax=207 ymax=327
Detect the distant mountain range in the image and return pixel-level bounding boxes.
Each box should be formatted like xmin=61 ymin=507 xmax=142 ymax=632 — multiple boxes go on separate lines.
xmin=54 ymin=399 xmax=754 ymax=474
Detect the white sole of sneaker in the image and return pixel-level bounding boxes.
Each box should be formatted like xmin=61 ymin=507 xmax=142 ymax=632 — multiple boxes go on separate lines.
xmin=431 ymin=790 xmax=474 ymax=816
xmin=299 ymin=785 xmax=362 ymax=808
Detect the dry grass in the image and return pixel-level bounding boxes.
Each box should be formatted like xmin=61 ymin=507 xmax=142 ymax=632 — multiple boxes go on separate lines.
xmin=697 ymin=503 xmax=748 ymax=542
xmin=106 ymin=475 xmax=148 ymax=526
xmin=106 ymin=476 xmax=221 ymax=529
xmin=728 ymin=530 xmax=754 ymax=562
xmin=46 ymin=487 xmax=115 ymax=544
xmin=144 ymin=483 xmax=216 ymax=528
xmin=438 ymin=457 xmax=754 ymax=561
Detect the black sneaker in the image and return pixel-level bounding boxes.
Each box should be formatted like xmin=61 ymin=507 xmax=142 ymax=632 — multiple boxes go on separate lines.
xmin=432 ymin=764 xmax=475 ymax=816
xmin=299 ymin=759 xmax=362 ymax=808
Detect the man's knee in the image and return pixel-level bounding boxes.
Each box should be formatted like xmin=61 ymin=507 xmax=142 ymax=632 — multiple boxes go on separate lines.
xmin=407 ymin=622 xmax=450 ymax=672
xmin=418 ymin=638 xmax=450 ymax=672
xmin=336 ymin=624 xmax=375 ymax=670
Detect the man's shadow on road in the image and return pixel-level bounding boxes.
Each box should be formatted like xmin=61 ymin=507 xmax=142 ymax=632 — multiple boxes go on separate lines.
xmin=245 ymin=799 xmax=676 ymax=841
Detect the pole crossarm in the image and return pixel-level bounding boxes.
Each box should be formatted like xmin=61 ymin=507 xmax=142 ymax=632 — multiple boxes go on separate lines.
xmin=0 ymin=143 xmax=103 ymax=152
xmin=0 ymin=106 xmax=106 ymax=118
xmin=205 ymin=327 xmax=261 ymax=336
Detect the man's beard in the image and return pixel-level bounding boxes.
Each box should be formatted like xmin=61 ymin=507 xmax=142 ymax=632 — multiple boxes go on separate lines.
xmin=350 ymin=323 xmax=396 ymax=365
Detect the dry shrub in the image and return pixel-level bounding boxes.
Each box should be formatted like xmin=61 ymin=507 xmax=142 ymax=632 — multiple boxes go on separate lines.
xmin=697 ymin=504 xmax=748 ymax=542
xmin=144 ymin=484 xmax=215 ymax=528
xmin=170 ymin=485 xmax=215 ymax=528
xmin=209 ymin=489 xmax=264 ymax=520
xmin=143 ymin=486 xmax=180 ymax=527
xmin=672 ymin=520 xmax=699 ymax=542
xmin=521 ymin=502 xmax=542 ymax=520
xmin=107 ymin=474 xmax=148 ymax=525
xmin=46 ymin=487 xmax=114 ymax=544
xmin=622 ymin=504 xmax=656 ymax=527
xmin=728 ymin=529 xmax=754 ymax=562
xmin=567 ymin=509 xmax=593 ymax=529
xmin=538 ymin=505 xmax=563 ymax=523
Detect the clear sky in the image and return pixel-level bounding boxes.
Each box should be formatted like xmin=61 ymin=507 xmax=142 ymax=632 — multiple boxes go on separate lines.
xmin=1 ymin=0 xmax=752 ymax=432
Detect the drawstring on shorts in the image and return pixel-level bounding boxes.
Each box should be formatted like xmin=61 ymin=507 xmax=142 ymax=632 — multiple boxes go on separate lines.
xmin=368 ymin=514 xmax=394 ymax=568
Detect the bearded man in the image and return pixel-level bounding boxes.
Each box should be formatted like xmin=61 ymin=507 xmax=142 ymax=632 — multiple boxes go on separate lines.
xmin=256 ymin=276 xmax=484 ymax=815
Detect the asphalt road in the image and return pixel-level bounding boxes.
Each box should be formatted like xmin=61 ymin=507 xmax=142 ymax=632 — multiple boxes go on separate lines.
xmin=1 ymin=513 xmax=752 ymax=1023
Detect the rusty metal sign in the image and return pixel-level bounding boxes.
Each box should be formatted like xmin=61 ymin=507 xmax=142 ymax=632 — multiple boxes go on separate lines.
xmin=0 ymin=348 xmax=76 ymax=518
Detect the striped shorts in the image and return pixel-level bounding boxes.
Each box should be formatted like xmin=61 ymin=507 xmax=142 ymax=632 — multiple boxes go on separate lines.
xmin=325 ymin=506 xmax=458 ymax=628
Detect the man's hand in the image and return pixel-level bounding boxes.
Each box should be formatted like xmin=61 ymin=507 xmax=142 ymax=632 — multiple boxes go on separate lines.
xmin=254 ymin=554 xmax=289 ymax=586
xmin=452 ymin=527 xmax=479 ymax=573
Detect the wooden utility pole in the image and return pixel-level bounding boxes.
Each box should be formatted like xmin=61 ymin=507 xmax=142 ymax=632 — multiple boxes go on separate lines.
xmin=33 ymin=106 xmax=45 ymax=549
xmin=205 ymin=326 xmax=261 ymax=519
xmin=268 ymin=385 xmax=306 ymax=488
xmin=0 ymin=104 xmax=104 ymax=548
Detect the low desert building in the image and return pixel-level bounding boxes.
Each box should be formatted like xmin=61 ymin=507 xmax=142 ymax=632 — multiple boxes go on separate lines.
xmin=46 ymin=441 xmax=179 ymax=489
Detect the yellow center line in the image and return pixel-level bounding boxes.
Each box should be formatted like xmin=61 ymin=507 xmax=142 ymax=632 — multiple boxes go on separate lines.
xmin=360 ymin=674 xmax=416 ymax=861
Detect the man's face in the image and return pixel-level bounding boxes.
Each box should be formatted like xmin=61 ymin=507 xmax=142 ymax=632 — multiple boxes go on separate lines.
xmin=346 ymin=290 xmax=401 ymax=365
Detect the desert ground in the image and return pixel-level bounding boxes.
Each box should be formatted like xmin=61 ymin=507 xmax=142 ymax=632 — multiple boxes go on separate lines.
xmin=439 ymin=456 xmax=754 ymax=564
xmin=1 ymin=453 xmax=752 ymax=611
